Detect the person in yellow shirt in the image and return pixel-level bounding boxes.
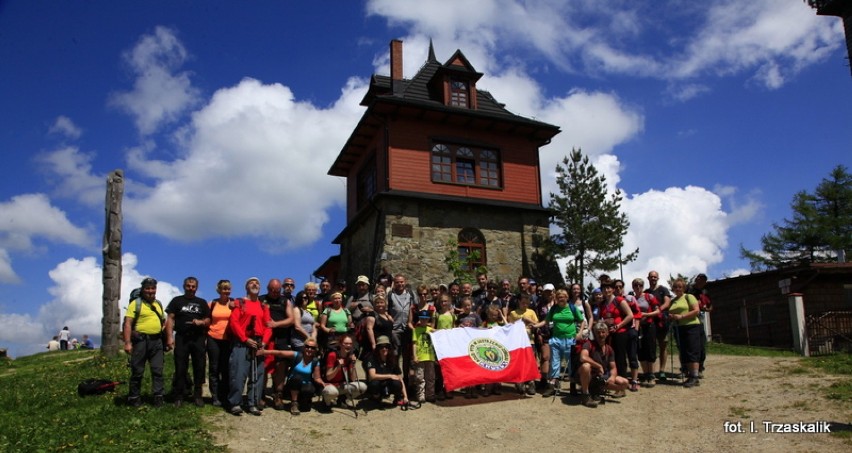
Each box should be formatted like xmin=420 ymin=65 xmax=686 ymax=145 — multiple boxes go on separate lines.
xmin=123 ymin=277 xmax=167 ymax=407
xmin=508 ymin=293 xmax=539 ymax=396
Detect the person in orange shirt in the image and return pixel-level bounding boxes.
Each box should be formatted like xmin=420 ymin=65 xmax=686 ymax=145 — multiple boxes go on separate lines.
xmin=207 ymin=279 xmax=234 ymax=407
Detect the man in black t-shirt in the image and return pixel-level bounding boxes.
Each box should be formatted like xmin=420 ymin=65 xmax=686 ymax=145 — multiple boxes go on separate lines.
xmin=261 ymin=278 xmax=295 ymax=410
xmin=165 ymin=277 xmax=211 ymax=407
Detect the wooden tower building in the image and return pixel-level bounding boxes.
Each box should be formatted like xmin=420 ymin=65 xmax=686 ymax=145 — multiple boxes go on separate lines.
xmin=324 ymin=40 xmax=563 ymax=287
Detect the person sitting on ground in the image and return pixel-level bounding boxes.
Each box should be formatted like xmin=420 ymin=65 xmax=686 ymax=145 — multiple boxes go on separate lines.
xmin=321 ymin=334 xmax=367 ymax=410
xmin=364 ymin=335 xmax=411 ymax=409
xmin=257 ymin=337 xmax=327 ymax=415
xmin=576 ymin=321 xmax=630 ymax=407
xmin=81 ymin=335 xmax=94 ymax=349
xmin=47 ymin=336 xmax=60 ymax=351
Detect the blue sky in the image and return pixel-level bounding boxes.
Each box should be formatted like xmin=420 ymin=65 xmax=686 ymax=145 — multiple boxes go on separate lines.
xmin=1 ymin=0 xmax=849 ymax=357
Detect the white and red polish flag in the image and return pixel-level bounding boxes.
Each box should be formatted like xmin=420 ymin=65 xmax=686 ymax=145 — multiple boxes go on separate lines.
xmin=430 ymin=321 xmax=539 ymax=392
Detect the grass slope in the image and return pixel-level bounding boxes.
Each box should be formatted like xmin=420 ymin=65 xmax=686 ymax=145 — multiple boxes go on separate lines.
xmin=0 ymin=349 xmax=223 ymax=452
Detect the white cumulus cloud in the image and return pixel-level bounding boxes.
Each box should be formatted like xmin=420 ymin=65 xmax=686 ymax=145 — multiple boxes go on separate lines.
xmin=0 ymin=253 xmax=181 ymax=357
xmin=48 ymin=116 xmax=82 ymax=140
xmin=123 ymin=76 xmax=364 ymax=249
xmin=109 ymin=26 xmax=201 ymax=135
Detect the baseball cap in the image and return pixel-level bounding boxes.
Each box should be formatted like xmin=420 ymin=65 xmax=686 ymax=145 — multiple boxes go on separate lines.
xmin=376 ymin=335 xmax=391 ymax=346
xmin=140 ymin=277 xmax=157 ymax=288
xmin=356 ymin=275 xmax=370 ymax=285
xmin=542 ymin=283 xmax=555 ymax=291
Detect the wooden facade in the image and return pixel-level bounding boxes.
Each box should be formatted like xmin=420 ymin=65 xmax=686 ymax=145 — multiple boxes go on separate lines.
xmin=325 ymin=40 xmax=563 ymax=288
xmin=706 ymin=263 xmax=852 ymax=349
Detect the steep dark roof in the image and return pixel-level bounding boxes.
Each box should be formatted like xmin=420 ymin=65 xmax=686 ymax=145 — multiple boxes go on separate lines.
xmin=330 ymin=47 xmax=560 ymax=177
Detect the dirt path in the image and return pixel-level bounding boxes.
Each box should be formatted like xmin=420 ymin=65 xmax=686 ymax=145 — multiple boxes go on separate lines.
xmin=208 ymin=355 xmax=850 ymax=452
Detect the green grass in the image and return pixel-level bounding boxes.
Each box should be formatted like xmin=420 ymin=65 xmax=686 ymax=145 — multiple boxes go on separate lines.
xmin=706 ymin=342 xmax=799 ymax=357
xmin=0 ymin=349 xmax=223 ymax=453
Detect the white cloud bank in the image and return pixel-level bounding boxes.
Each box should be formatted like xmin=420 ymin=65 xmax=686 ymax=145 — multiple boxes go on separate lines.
xmin=367 ymin=0 xmax=841 ymax=91
xmin=0 ymin=253 xmax=181 ymax=357
xmin=0 ymin=193 xmax=91 ymax=283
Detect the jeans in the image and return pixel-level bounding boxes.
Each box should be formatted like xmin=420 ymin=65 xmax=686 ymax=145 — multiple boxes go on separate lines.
xmin=548 ymin=336 xmax=575 ymax=380
xmin=228 ymin=343 xmax=264 ymax=408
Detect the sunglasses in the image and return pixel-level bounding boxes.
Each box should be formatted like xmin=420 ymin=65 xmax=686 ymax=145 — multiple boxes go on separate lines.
xmin=304 ymin=346 xmax=318 ymax=351
xmin=283 ymin=283 xmax=295 ymax=287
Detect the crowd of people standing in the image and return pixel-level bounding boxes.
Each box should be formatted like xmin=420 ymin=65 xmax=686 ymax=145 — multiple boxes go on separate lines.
xmin=121 ymin=269 xmax=712 ymax=413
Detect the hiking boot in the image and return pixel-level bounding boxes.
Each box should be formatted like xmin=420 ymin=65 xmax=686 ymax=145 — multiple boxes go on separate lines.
xmin=697 ymin=371 xmax=704 ymax=379
xmin=247 ymin=406 xmax=261 ymax=416
xmin=230 ymin=406 xmax=243 ymax=416
xmin=541 ymin=382 xmax=556 ymax=398
xmin=642 ymin=378 xmax=656 ymax=388
xmin=127 ymin=397 xmax=142 ymax=407
xmin=273 ymin=395 xmax=286 ymax=411
xmin=525 ymin=382 xmax=537 ymax=396
xmin=152 ymin=396 xmax=164 ymax=407
xmin=211 ymin=398 xmax=221 ymax=407
xmin=656 ymin=372 xmax=667 ymax=382
xmin=193 ymin=388 xmax=204 ymax=407
xmin=683 ymin=377 xmax=700 ymax=388
xmin=290 ymin=404 xmax=300 ymax=416
xmin=581 ymin=393 xmax=598 ymax=408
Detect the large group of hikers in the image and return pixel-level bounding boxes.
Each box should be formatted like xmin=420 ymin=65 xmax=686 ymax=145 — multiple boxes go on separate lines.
xmin=122 ymin=269 xmax=711 ymax=414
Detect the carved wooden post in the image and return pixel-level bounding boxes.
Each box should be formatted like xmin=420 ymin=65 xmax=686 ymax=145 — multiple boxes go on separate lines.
xmin=101 ymin=170 xmax=124 ymax=357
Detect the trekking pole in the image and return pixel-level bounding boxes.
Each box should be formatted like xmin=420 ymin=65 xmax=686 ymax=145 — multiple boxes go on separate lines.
xmin=342 ymin=359 xmax=359 ymax=418
xmin=668 ymin=322 xmax=675 ymax=385
xmin=250 ymin=343 xmax=259 ymax=406
xmin=672 ymin=324 xmax=684 ymax=385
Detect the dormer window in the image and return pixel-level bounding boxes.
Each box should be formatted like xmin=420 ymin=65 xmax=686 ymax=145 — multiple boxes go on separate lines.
xmin=450 ymin=78 xmax=469 ymax=107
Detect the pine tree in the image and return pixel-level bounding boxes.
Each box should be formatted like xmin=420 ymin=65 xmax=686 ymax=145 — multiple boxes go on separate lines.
xmin=548 ymin=148 xmax=638 ymax=284
xmin=741 ymin=165 xmax=852 ymax=270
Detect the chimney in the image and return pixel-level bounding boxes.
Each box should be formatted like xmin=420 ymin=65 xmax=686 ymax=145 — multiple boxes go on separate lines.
xmin=391 ymin=39 xmax=402 ymax=94
xmin=390 ymin=39 xmax=403 ymax=80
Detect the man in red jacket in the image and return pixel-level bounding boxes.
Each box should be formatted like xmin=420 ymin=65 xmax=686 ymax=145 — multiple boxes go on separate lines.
xmin=227 ymin=277 xmax=272 ymax=416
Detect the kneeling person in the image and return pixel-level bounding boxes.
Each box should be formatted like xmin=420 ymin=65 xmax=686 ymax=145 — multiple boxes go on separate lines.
xmin=576 ymin=321 xmax=629 ymax=407
xmin=321 ymin=334 xmax=367 ymax=409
